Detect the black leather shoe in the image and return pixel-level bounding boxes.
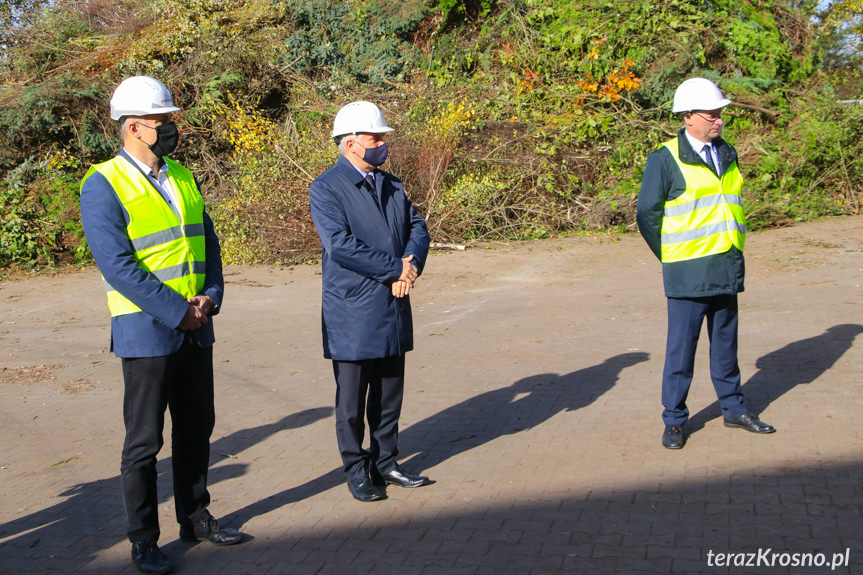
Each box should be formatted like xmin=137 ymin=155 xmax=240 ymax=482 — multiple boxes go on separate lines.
xmin=348 ymin=477 xmax=387 ymax=502
xmin=381 ymin=465 xmax=433 ymax=488
xmin=724 ymin=413 xmax=776 ymax=434
xmin=661 ymin=425 xmax=685 ymax=449
xmin=131 ymin=541 xmax=174 ymax=574
xmin=180 ymin=512 xmax=244 ymax=545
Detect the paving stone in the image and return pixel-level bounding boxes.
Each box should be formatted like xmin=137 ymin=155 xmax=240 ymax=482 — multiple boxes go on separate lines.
xmin=2 ymin=218 xmax=862 ymax=573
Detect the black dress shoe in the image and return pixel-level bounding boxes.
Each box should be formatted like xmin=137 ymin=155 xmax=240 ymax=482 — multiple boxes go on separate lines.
xmin=661 ymin=425 xmax=685 ymax=449
xmin=348 ymin=477 xmax=387 ymax=502
xmin=180 ymin=512 xmax=244 ymax=545
xmin=381 ymin=465 xmax=433 ymax=488
xmin=724 ymin=413 xmax=776 ymax=434
xmin=131 ymin=541 xmax=174 ymax=574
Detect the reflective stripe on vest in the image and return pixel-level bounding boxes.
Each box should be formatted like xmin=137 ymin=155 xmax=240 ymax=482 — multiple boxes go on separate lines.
xmin=660 ymin=137 xmax=746 ymax=263
xmin=82 ymin=156 xmax=206 ymax=316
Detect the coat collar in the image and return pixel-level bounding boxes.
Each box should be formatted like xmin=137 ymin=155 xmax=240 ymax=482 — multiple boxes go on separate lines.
xmin=675 ymin=127 xmax=738 ymax=173
xmin=334 ymin=154 xmax=375 ymax=188
xmin=118 ymin=148 xmax=167 ymax=178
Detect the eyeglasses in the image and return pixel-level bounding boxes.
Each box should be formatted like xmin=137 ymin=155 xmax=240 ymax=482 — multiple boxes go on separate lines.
xmin=693 ymin=112 xmax=722 ymax=124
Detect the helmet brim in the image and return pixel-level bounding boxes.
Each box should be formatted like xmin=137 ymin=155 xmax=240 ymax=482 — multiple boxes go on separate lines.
xmin=331 ymin=126 xmax=395 ymax=138
xmin=673 ymin=98 xmax=732 ymax=114
xmin=110 ymin=105 xmax=181 ymax=121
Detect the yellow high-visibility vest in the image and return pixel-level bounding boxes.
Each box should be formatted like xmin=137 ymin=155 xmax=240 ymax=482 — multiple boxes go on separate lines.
xmin=660 ymin=137 xmax=746 ymax=263
xmin=82 ymin=156 xmax=206 ymax=316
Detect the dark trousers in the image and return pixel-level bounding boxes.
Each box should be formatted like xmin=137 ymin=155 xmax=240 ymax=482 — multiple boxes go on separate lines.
xmin=662 ymin=295 xmax=748 ymax=426
xmin=332 ymin=355 xmax=405 ymax=480
xmin=120 ymin=337 xmax=215 ymax=544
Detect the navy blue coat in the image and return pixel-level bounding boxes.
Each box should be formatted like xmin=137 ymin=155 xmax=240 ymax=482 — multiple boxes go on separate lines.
xmin=309 ymin=155 xmax=430 ymax=361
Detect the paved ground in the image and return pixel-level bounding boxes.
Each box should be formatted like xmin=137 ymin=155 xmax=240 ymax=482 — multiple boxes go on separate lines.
xmin=1 ymin=215 xmax=861 ymax=574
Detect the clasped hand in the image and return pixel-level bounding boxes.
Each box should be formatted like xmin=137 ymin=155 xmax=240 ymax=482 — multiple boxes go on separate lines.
xmin=392 ymin=255 xmax=419 ymax=298
xmin=178 ymin=294 xmax=214 ymax=331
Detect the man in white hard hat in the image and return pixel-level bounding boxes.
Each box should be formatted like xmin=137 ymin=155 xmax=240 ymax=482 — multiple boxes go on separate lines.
xmin=636 ymin=77 xmax=775 ymax=450
xmin=79 ymin=76 xmax=244 ymax=574
xmin=309 ymin=101 xmax=432 ymax=502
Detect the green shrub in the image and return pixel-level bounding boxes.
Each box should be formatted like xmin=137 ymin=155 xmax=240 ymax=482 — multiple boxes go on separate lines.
xmin=0 ymin=151 xmax=87 ymax=267
xmin=0 ymin=0 xmax=860 ymax=269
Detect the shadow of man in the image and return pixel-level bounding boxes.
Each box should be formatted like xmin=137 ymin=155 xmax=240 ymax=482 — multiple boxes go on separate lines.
xmin=398 ymin=351 xmax=649 ymax=474
xmin=0 ymin=407 xmax=332 ymax=564
xmin=222 ymin=352 xmax=649 ymax=529
xmin=687 ymin=323 xmax=863 ymax=433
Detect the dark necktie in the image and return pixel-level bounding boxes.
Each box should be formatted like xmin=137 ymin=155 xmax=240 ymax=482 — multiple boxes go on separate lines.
xmin=702 ymin=144 xmax=718 ymax=177
xmin=363 ymin=173 xmax=383 ymax=213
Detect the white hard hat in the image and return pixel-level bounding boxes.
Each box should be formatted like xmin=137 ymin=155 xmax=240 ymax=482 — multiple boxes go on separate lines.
xmin=110 ymin=76 xmax=181 ymax=121
xmin=331 ymin=101 xmax=394 ymax=138
xmin=672 ymin=77 xmax=731 ymax=113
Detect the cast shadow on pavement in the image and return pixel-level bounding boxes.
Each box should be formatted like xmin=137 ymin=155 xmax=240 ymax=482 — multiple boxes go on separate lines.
xmin=686 ymin=323 xmax=863 ymax=435
xmin=221 ymin=351 xmax=649 ymax=530
xmin=0 ymin=406 xmax=332 ymax=566
xmin=400 ymin=351 xmax=650 ymax=475
xmin=179 ymin=458 xmax=862 ymax=575
xmin=65 ymin=445 xmax=863 ymax=573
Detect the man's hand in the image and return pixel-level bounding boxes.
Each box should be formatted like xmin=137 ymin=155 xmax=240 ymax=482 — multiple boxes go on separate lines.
xmin=188 ymin=294 xmax=216 ymax=316
xmin=400 ymin=255 xmax=418 ymax=283
xmin=178 ymin=302 xmax=208 ymax=331
xmin=392 ymin=280 xmax=412 ymax=298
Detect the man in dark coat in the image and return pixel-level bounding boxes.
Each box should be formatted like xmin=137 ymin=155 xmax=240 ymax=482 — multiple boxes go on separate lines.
xmin=309 ymin=101 xmax=432 ymax=501
xmin=637 ymin=78 xmax=775 ymax=450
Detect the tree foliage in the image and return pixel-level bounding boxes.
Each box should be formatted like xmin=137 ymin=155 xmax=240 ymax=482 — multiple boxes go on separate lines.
xmin=820 ymin=0 xmax=863 ymax=62
xmin=0 ymin=0 xmax=860 ymax=268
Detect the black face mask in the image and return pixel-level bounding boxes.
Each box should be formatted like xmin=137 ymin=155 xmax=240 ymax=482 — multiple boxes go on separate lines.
xmin=150 ymin=122 xmax=179 ymax=157
xmin=137 ymin=122 xmax=179 ymax=157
